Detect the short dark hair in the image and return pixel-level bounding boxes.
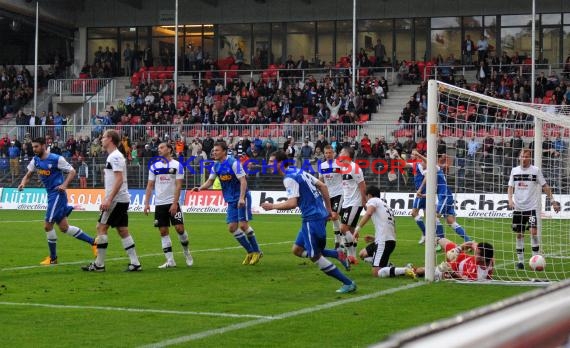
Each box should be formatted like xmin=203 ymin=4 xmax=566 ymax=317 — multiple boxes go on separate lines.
xmin=478 ymin=242 xmax=494 ymax=266
xmin=341 ymin=146 xmax=355 ymax=160
xmin=271 ymin=150 xmax=289 ymax=167
xmin=366 ymin=186 xmax=381 ymax=198
xmin=32 ymin=137 xmax=46 ymax=145
xmin=214 ymin=141 xmax=227 ymax=152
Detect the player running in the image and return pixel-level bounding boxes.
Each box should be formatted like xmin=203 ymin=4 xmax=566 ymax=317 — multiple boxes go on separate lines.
xmin=262 ymin=150 xmax=355 ymax=293
xmin=18 ymin=137 xmax=97 ymax=265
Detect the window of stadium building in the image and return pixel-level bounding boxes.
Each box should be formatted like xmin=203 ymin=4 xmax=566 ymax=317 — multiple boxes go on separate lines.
xmin=415 ymin=18 xmax=429 ymax=62
xmin=357 ymin=19 xmax=393 ymax=64
xmin=286 ymin=22 xmax=316 ymax=65
xmin=430 ymin=17 xmax=461 ymax=63
xmin=87 ymin=28 xmax=118 ymax=67
xmin=317 ymin=21 xmax=334 ymax=66
xmin=219 ymin=24 xmax=251 ymax=66
xmin=564 ymin=26 xmax=570 ymax=61
xmin=336 ymin=21 xmax=353 ymax=63
xmin=395 ymin=19 xmax=412 ymax=64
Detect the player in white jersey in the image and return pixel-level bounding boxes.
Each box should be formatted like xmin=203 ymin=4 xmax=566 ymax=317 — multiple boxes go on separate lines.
xmin=319 ymin=145 xmax=344 ymax=251
xmin=82 ymin=129 xmax=142 ymax=272
xmin=354 ymin=186 xmax=415 ymax=279
xmin=338 ymin=146 xmax=367 ymax=265
xmin=508 ymin=148 xmax=560 ymax=270
xmin=144 ymin=142 xmax=194 ymax=269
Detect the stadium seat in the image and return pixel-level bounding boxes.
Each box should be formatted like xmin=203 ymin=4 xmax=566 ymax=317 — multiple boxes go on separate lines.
xmin=359 ymin=114 xmax=370 ymax=123
xmin=524 ymin=129 xmax=535 ymax=137
xmin=476 ymin=128 xmax=487 ymax=137
xmin=130 ymin=116 xmax=141 ymax=125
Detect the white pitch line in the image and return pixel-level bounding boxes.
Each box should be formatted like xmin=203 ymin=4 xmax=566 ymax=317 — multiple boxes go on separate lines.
xmin=0 ymin=301 xmax=271 ymax=319
xmin=139 ymin=282 xmax=427 ymax=348
xmin=0 ymin=218 xmax=96 ymax=223
xmin=0 ymin=241 xmax=293 ymax=271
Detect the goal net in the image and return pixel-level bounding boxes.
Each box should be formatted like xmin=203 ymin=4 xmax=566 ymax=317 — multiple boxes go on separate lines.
xmin=424 ymin=80 xmax=570 ymax=284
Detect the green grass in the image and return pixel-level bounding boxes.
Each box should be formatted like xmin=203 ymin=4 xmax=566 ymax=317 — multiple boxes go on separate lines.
xmin=0 ymin=211 xmax=549 ymax=347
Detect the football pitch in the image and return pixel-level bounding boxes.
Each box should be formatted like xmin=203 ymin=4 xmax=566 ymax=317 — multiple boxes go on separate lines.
xmin=0 ymin=211 xmax=538 ymax=347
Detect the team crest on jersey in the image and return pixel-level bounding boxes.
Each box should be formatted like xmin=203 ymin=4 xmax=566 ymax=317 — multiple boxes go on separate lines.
xmin=48 ymin=164 xmax=52 ymax=169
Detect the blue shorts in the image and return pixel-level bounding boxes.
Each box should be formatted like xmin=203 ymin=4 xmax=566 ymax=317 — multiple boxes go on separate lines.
xmin=294 ymin=219 xmax=327 ymax=258
xmin=437 ymin=195 xmax=456 ymax=216
xmin=226 ymin=194 xmax=253 ymax=224
xmin=45 ymin=191 xmax=72 ymax=224
xmin=413 ymin=197 xmax=426 ymax=210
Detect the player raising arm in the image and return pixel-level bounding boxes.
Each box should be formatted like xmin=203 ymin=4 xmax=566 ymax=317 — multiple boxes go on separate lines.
xmin=19 ymin=137 xmax=97 ymax=265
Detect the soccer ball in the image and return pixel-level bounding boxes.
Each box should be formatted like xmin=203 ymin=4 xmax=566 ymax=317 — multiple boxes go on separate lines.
xmin=529 ymin=255 xmax=546 ymax=271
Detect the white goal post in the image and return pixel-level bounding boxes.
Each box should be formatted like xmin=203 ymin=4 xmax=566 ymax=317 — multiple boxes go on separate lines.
xmin=424 ymin=79 xmax=570 ymax=284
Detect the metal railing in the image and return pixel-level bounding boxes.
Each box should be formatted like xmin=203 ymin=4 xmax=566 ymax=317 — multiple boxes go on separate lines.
xmin=1 ymin=122 xmax=568 ymax=193
xmin=132 ymin=66 xmax=395 ymax=89
xmin=48 ymin=79 xmax=115 ymax=100
xmin=422 ymin=63 xmax=558 ymax=82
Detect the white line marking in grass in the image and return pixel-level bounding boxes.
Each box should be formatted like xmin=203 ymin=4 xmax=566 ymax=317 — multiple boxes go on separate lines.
xmin=0 ymin=219 xmax=95 ymax=223
xmin=0 ymin=301 xmax=271 ymax=319
xmin=0 ymin=241 xmax=293 ymax=271
xmin=138 ymin=282 xmax=427 ymax=348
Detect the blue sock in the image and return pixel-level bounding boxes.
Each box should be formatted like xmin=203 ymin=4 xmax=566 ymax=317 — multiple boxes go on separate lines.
xmin=46 ymin=229 xmax=57 ymax=260
xmin=246 ymin=228 xmax=260 ymax=252
xmin=316 ymin=256 xmax=352 ymax=285
xmin=233 ymin=229 xmax=253 ymax=253
xmin=416 ymin=217 xmax=426 ymax=236
xmin=48 ymin=240 xmax=57 ymax=259
xmin=322 ymin=249 xmax=339 ymax=259
xmin=452 ymin=223 xmax=471 ymax=242
xmin=436 ymin=221 xmax=445 ymax=239
xmin=66 ymin=226 xmax=95 ymax=245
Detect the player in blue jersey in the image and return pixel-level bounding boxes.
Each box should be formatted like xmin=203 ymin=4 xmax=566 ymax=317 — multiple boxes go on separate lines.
xmin=18 ymin=137 xmax=97 ymax=265
xmin=192 ymin=141 xmax=262 ymax=265
xmin=261 ymin=150 xmax=356 ymax=294
xmin=405 ymin=150 xmax=427 ymax=244
xmin=415 ymin=152 xmax=471 ymax=243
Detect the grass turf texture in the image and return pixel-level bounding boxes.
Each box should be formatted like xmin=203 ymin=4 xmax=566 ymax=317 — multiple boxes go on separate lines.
xmin=0 ymin=211 xmax=545 ymax=347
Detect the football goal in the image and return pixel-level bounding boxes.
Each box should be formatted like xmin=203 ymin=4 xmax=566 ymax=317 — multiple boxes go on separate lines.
xmin=424 ymin=80 xmax=570 ymax=284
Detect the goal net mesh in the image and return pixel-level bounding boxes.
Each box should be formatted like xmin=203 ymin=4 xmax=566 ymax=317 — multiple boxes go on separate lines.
xmin=428 ymin=80 xmax=570 ymax=284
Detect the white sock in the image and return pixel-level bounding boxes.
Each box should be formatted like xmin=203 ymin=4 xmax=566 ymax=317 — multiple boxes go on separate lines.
xmin=161 ymin=235 xmax=174 ymax=263
xmin=531 ymin=235 xmax=540 ymax=255
xmin=344 ymin=231 xmax=356 ymax=257
xmin=516 ymin=238 xmax=525 ymax=263
xmin=95 ymin=234 xmax=108 ymax=267
xmin=121 ymin=235 xmax=140 ymax=265
xmin=178 ymin=231 xmax=190 ymax=254
xmin=332 ymin=219 xmax=341 ymax=232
